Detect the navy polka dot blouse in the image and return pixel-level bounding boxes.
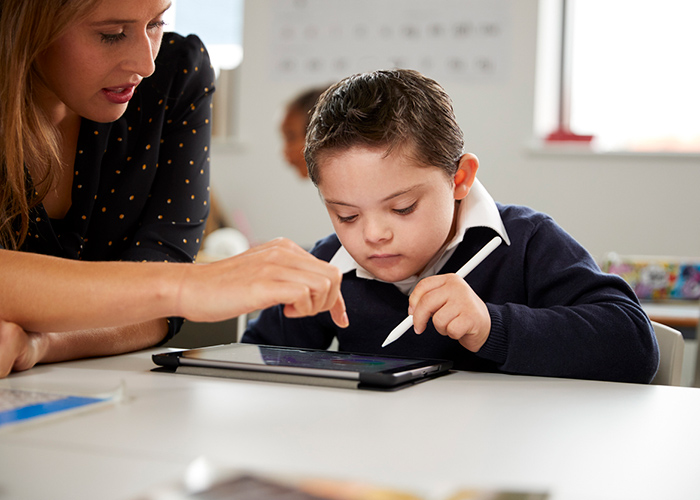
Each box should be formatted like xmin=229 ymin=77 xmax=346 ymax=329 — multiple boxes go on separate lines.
xmin=22 ymin=33 xmax=215 ymax=265
xmin=20 ymin=33 xmax=215 ymax=342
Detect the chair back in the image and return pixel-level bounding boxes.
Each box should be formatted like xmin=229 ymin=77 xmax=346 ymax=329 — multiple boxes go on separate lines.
xmin=650 ymin=321 xmax=684 ymax=386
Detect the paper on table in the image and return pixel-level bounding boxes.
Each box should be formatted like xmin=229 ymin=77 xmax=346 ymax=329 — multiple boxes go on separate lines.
xmin=0 ymin=381 xmax=124 ymax=431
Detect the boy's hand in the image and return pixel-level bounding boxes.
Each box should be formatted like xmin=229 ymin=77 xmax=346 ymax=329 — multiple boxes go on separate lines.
xmin=409 ymin=274 xmax=491 ymax=352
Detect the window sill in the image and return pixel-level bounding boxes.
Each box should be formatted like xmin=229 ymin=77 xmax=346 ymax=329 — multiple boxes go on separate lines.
xmin=526 ymin=139 xmax=700 ymax=160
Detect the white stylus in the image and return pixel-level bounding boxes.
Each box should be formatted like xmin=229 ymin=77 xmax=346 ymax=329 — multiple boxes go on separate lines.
xmin=380 ymin=235 xmax=503 ymax=348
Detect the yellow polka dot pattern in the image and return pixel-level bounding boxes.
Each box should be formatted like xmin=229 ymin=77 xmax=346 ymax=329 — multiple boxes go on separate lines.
xmin=22 ymin=33 xmax=216 ymax=271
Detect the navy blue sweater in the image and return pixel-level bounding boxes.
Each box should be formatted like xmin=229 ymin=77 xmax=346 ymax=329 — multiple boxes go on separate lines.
xmin=243 ymin=204 xmax=659 ymax=383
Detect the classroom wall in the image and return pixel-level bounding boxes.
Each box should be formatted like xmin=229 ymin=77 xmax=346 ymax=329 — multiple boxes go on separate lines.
xmin=208 ymin=0 xmax=700 ymax=260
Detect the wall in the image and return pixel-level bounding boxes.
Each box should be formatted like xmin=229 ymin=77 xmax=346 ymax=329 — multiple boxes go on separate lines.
xmin=209 ymin=0 xmax=700 ymax=260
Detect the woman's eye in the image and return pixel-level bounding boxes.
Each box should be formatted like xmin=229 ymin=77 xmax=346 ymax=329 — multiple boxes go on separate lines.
xmin=393 ymin=202 xmax=417 ymax=215
xmin=101 ymin=32 xmax=127 ymax=44
xmin=100 ymin=20 xmax=165 ymax=44
xmin=148 ymin=20 xmax=167 ymax=31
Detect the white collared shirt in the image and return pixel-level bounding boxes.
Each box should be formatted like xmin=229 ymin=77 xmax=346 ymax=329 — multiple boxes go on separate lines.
xmin=329 ymin=178 xmax=511 ymax=295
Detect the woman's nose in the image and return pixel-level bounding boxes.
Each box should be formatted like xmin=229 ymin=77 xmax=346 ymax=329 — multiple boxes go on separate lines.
xmin=124 ymin=33 xmax=158 ymax=78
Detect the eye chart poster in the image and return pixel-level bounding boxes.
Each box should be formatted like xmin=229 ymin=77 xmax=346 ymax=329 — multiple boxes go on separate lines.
xmin=268 ymin=0 xmax=511 ymax=83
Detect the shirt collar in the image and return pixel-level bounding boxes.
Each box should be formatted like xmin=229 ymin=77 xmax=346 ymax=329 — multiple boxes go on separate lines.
xmin=329 ymin=178 xmax=510 ymax=293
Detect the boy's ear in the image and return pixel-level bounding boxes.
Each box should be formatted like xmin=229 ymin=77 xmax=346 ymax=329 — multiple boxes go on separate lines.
xmin=453 ymin=153 xmax=479 ymax=200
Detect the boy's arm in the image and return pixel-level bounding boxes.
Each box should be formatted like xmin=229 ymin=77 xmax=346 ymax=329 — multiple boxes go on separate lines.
xmin=241 ymin=305 xmax=335 ymax=349
xmin=477 ymin=218 xmax=659 ymax=384
xmin=241 ymin=234 xmax=342 ymax=349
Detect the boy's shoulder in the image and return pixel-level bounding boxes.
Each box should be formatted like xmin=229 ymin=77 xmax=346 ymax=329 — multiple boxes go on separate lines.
xmin=308 ymin=233 xmax=342 ymax=263
xmin=497 ymin=203 xmax=555 ymax=231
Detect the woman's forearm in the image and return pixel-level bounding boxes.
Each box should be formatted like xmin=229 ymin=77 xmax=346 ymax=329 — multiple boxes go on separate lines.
xmin=0 ymin=250 xmax=183 ymax=333
xmin=2 ymin=318 xmax=169 ymax=377
xmin=33 ymin=318 xmax=170 ymax=365
xmin=1 ymin=237 xmax=347 ymax=336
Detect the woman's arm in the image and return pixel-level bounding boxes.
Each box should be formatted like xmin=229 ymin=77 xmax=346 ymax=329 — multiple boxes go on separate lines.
xmin=1 ymin=238 xmax=347 ymax=333
xmin=0 ymin=319 xmax=168 ymax=377
xmin=0 ymin=238 xmax=348 ymax=376
xmin=0 ymin=250 xmax=182 ymax=333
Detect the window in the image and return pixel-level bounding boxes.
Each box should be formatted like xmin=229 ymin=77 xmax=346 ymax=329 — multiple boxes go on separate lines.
xmin=165 ymin=0 xmax=245 ymax=139
xmin=536 ymin=0 xmax=700 ymax=153
xmin=165 ymin=0 xmax=244 ymax=75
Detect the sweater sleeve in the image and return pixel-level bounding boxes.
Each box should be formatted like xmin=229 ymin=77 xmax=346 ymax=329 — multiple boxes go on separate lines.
xmin=477 ymin=216 xmax=659 ymax=383
xmin=241 ymin=236 xmax=340 ymax=348
xmin=241 ymin=306 xmax=336 ymax=349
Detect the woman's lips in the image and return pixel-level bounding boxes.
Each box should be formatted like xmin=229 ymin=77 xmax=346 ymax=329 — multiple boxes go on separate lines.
xmin=101 ymin=85 xmax=136 ymax=104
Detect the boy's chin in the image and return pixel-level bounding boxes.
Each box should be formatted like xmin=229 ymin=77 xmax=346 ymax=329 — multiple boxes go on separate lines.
xmin=367 ymin=267 xmax=416 ymax=284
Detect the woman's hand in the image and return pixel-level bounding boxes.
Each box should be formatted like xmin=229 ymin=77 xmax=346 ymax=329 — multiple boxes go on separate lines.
xmin=177 ymin=238 xmax=349 ymax=328
xmin=0 ymin=320 xmax=44 ymax=378
xmin=409 ymin=274 xmax=490 ymax=352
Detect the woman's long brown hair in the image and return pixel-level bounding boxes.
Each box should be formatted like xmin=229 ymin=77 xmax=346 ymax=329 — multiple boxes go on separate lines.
xmin=0 ymin=0 xmax=101 ymax=249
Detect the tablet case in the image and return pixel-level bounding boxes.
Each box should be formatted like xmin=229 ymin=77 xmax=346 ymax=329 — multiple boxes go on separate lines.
xmin=152 ymin=364 xmax=452 ymax=391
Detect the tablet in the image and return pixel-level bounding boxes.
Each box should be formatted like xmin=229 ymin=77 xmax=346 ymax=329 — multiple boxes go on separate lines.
xmin=152 ymin=344 xmax=453 ymax=390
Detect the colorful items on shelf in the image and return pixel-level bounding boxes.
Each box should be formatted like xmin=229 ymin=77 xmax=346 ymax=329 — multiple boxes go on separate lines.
xmin=600 ymin=254 xmax=700 ymax=301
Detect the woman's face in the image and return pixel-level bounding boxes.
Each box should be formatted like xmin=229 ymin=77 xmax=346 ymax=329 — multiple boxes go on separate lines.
xmin=35 ymin=0 xmax=171 ymax=124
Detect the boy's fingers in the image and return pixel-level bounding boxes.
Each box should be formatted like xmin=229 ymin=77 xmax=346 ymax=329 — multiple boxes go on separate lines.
xmin=409 ymin=275 xmax=447 ymax=311
xmin=409 ymin=276 xmax=450 ymax=334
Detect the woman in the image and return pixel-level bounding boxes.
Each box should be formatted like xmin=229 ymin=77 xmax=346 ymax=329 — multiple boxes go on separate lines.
xmin=0 ymin=0 xmax=348 ymax=378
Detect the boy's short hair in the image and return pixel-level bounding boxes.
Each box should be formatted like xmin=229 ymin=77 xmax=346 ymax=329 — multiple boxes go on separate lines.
xmin=304 ymin=69 xmax=464 ymax=186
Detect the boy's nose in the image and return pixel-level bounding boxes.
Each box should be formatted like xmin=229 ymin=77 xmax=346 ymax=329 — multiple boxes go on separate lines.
xmin=363 ymin=219 xmax=392 ymax=244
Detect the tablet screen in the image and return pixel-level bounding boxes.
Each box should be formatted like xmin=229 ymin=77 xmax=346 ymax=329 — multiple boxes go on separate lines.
xmin=180 ymin=344 xmax=426 ymax=374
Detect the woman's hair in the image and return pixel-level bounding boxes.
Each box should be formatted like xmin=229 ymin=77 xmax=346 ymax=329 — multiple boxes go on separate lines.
xmin=0 ymin=0 xmax=101 ymax=249
xmin=304 ymin=69 xmax=464 ymax=187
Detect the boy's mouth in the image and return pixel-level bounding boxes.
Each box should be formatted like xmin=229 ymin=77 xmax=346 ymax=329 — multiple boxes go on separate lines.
xmin=368 ymin=253 xmax=402 ymax=268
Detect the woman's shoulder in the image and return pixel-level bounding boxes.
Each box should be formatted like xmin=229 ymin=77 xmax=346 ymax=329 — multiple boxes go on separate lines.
xmin=143 ymin=32 xmax=215 ymax=102
xmin=157 ymin=32 xmax=210 ymax=68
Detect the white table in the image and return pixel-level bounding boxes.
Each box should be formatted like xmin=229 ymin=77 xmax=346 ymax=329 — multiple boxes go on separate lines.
xmin=1 ymin=349 xmax=700 ymax=500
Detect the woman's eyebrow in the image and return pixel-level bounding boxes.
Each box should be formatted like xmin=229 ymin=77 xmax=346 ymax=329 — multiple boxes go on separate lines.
xmin=90 ymin=19 xmax=138 ymax=26
xmin=90 ymin=4 xmax=171 ymax=27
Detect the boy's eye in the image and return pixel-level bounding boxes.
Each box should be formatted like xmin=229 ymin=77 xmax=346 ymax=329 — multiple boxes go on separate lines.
xmin=101 ymin=32 xmax=127 ymax=44
xmin=336 ymin=214 xmax=358 ymax=223
xmin=393 ymin=202 xmax=417 ymax=216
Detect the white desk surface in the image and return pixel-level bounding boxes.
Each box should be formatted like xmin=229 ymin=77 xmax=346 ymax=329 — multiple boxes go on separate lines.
xmin=2 ymin=348 xmax=700 ymax=500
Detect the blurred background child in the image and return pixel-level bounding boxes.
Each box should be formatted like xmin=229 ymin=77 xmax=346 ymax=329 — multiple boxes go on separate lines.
xmin=280 ymin=86 xmax=329 ymax=178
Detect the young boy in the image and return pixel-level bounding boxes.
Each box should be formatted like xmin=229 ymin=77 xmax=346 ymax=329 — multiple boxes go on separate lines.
xmin=242 ymin=69 xmax=659 ymax=383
